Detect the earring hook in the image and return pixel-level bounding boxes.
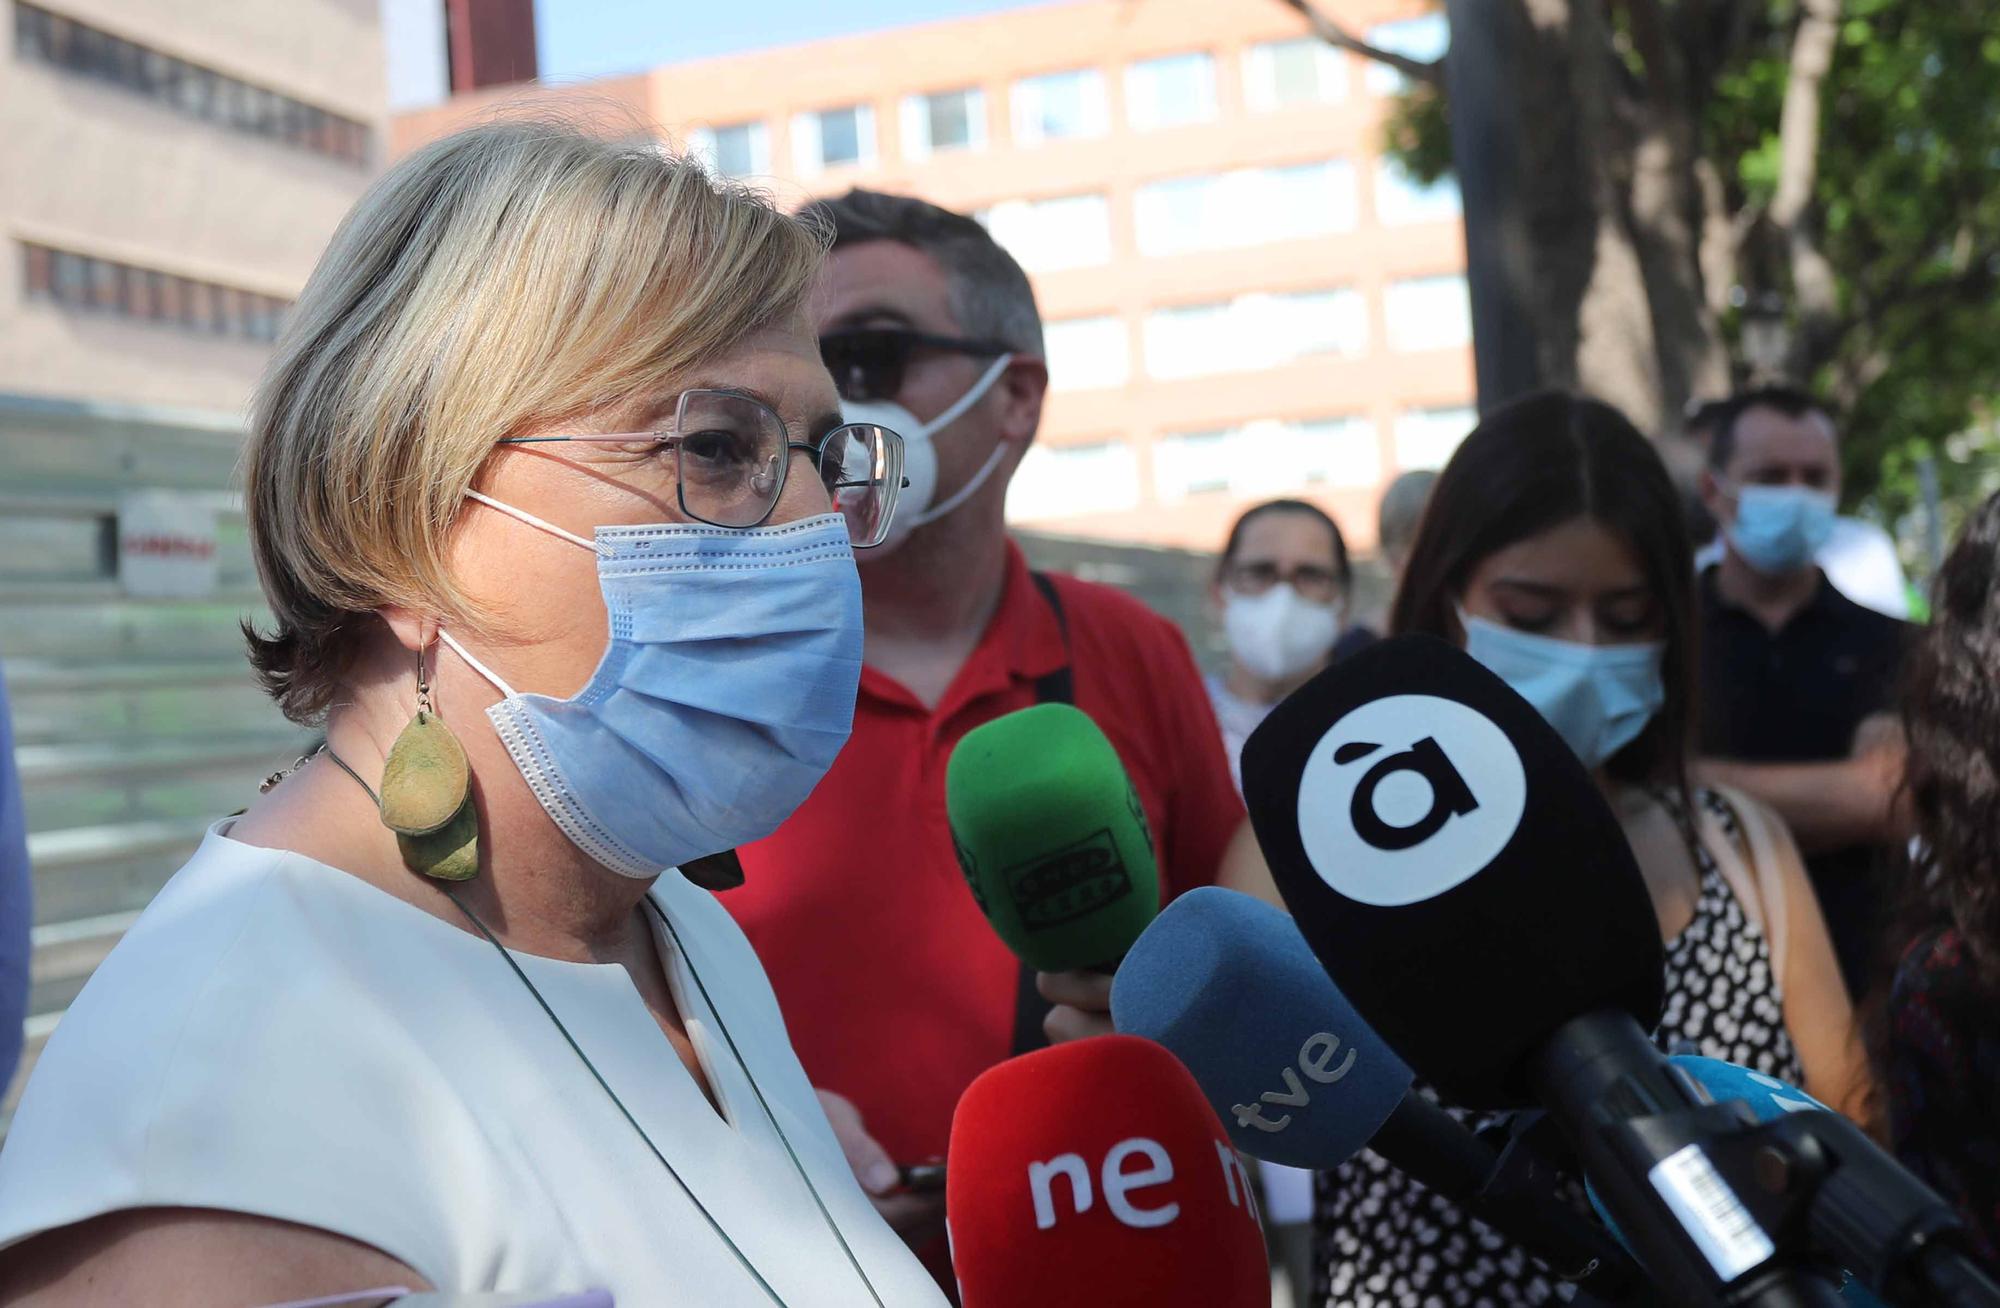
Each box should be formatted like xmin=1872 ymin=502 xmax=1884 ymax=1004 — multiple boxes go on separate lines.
xmin=416 ymin=642 xmax=435 ymax=718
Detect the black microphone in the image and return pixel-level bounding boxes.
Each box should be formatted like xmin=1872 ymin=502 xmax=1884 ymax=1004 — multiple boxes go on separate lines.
xmin=1239 ymin=635 xmax=1844 ymax=1308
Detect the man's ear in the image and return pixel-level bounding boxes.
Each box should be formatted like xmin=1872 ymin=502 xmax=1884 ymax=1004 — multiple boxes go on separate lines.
xmin=994 ymin=356 xmax=1047 ymax=447
xmin=1697 ymin=467 xmax=1729 ymax=523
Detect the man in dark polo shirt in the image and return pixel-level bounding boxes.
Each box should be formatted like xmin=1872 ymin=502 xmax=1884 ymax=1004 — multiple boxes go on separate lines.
xmin=721 ymin=190 xmax=1252 ymax=1281
xmin=1695 ymin=386 xmax=1910 ymax=997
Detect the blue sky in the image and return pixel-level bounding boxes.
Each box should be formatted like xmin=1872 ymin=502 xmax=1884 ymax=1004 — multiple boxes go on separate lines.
xmin=534 ymin=0 xmax=1066 ymax=81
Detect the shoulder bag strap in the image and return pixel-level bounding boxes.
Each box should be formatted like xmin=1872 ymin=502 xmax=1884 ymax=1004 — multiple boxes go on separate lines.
xmin=1010 ymin=571 xmax=1073 ymax=1055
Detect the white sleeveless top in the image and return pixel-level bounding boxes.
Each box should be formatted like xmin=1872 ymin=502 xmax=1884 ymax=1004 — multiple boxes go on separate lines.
xmin=0 ymin=824 xmax=947 ymax=1306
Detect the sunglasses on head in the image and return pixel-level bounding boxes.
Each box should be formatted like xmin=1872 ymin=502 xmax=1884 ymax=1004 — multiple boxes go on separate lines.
xmin=819 ymin=327 xmax=1012 ymax=404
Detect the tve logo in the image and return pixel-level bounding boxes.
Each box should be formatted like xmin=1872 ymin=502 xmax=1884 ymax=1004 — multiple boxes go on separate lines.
xmin=1028 ymin=1137 xmax=1257 ymax=1230
xmin=1296 ymin=694 xmax=1526 ymax=906
xmin=1229 ymin=1031 xmax=1357 ymax=1133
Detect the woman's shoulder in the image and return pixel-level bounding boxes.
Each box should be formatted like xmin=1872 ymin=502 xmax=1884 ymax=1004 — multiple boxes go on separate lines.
xmin=33 ymin=825 xmax=409 ymax=1047
xmin=0 ymin=826 xmax=478 ymax=1275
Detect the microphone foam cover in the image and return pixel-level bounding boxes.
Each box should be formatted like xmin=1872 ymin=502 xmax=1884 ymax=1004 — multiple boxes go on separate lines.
xmin=1112 ymin=886 xmax=1413 ymax=1169
xmin=946 ymin=703 xmax=1159 ymax=972
xmin=946 ymin=1034 xmax=1269 ymax=1308
xmin=1240 ymin=635 xmax=1664 ymax=1107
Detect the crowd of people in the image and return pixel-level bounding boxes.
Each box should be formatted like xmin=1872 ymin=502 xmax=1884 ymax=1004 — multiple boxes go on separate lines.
xmin=0 ymin=116 xmax=1992 ymax=1306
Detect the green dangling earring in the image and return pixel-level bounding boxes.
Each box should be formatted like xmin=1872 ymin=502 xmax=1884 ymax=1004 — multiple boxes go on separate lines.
xmin=377 ymin=642 xmax=480 ymax=881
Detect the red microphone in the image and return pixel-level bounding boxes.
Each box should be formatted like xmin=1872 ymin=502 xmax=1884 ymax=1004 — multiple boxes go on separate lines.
xmin=946 ymin=1034 xmax=1270 ymax=1308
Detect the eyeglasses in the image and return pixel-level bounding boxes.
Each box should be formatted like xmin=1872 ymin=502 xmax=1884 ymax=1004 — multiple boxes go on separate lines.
xmin=497 ymin=389 xmax=906 ymax=548
xmin=1224 ymin=560 xmax=1344 ymax=605
xmin=819 ymin=327 xmax=1013 ymax=403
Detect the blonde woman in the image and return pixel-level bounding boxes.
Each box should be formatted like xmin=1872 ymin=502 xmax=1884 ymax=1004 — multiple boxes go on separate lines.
xmin=0 ymin=122 xmax=943 ymax=1306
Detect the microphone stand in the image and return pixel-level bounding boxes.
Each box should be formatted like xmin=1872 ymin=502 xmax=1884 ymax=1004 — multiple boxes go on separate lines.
xmin=1531 ymin=1013 xmax=1853 ymax=1308
xmin=1702 ymin=1107 xmax=2000 ymax=1308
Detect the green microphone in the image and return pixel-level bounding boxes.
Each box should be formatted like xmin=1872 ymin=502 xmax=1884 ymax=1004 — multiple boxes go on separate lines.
xmin=945 ymin=703 xmax=1160 ymax=973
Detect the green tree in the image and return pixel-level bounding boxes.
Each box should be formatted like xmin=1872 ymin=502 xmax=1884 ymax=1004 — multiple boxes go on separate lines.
xmin=1287 ymin=0 xmax=2000 ymax=551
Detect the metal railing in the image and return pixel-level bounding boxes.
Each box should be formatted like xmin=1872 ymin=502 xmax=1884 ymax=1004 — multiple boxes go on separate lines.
xmin=0 ymin=392 xmax=310 ymax=1130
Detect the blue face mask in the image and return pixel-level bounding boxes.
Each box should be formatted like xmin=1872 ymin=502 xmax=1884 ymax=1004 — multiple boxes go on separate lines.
xmin=1726 ymin=484 xmax=1837 ymax=575
xmin=1460 ymin=612 xmax=1665 ymax=770
xmin=441 ymin=494 xmax=863 ymax=879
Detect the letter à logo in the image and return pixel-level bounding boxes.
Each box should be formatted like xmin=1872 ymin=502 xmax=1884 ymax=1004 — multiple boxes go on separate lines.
xmin=1294 ymin=695 xmax=1527 ymax=906
xmin=1002 ymin=827 xmax=1133 ymax=931
xmin=1347 ymin=737 xmax=1480 ymax=851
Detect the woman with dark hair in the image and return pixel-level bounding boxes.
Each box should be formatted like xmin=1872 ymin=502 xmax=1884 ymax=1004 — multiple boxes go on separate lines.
xmin=1885 ymin=489 xmax=2000 ymax=1268
xmin=1207 ymin=498 xmax=1373 ymax=791
xmin=1314 ymin=391 xmax=1871 ymax=1306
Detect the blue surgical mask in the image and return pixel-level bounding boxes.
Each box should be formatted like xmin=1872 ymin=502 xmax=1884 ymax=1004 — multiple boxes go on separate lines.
xmin=1726 ymin=484 xmax=1837 ymax=575
xmin=440 ymin=494 xmax=863 ymax=879
xmin=1460 ymin=612 xmax=1665 ymax=769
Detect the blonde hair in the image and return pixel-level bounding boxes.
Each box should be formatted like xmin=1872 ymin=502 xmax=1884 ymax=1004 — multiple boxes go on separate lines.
xmin=242 ymin=118 xmax=828 ymax=723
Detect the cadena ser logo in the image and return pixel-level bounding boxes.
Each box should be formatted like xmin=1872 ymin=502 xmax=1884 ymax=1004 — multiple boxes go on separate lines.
xmin=1296 ymin=694 xmax=1526 ymax=906
xmin=1004 ymin=828 xmax=1132 ymax=931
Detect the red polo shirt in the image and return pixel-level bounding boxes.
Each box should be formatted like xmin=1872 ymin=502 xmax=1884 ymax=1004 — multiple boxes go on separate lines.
xmin=725 ymin=542 xmax=1244 ymax=1168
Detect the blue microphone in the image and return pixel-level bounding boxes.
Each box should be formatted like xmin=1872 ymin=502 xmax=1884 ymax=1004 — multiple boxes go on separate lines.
xmin=1110 ymin=886 xmax=1410 ymax=1167
xmin=1112 ymin=886 xmax=1641 ymax=1293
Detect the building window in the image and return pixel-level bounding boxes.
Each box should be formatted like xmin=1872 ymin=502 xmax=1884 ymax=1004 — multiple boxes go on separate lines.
xmin=1155 ymin=417 xmax=1380 ymax=502
xmin=793 ymin=103 xmax=876 ymax=173
xmin=1244 ymin=37 xmax=1346 ymax=110
xmin=1144 ymin=288 xmax=1367 ymax=380
xmin=1134 ymin=162 xmax=1357 ymax=256
xmin=1295 ymin=415 xmax=1384 ymax=488
xmin=1384 ymin=274 xmax=1474 ymax=352
xmin=1043 ymin=316 xmax=1130 ymax=392
xmin=1365 ymin=13 xmax=1450 ymax=94
xmin=1132 ymin=174 xmax=1223 ymax=257
xmin=1262 ymin=161 xmax=1360 ymax=241
xmin=1125 ymin=51 xmax=1217 ymax=131
xmin=689 ymin=121 xmax=770 ymax=177
xmin=20 ymin=241 xmax=290 ymax=344
xmin=1153 ymin=430 xmax=1234 ymax=501
xmin=1394 ymin=405 xmax=1477 ymax=470
xmin=1011 ymin=68 xmax=1108 ymax=145
xmin=12 ymin=2 xmax=371 ymax=166
xmin=902 ymin=87 xmax=985 ymax=159
xmin=1375 ymin=158 xmax=1462 ymax=225
xmin=979 ymin=194 xmax=1112 ymax=272
xmin=1008 ymin=440 xmax=1142 ymax=519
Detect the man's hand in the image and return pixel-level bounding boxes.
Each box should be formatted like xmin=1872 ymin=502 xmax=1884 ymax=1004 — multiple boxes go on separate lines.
xmin=1037 ymin=969 xmax=1115 ymax=1043
xmin=815 ymin=1089 xmax=946 ymax=1249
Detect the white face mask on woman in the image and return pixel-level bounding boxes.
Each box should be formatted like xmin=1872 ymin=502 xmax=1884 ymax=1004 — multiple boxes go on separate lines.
xmin=1225 ymin=584 xmax=1344 ymax=684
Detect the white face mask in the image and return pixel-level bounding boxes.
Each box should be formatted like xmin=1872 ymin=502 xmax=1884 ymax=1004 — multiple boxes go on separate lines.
xmin=1224 ymin=584 xmax=1343 ymax=685
xmin=839 ymin=353 xmax=1013 ymax=557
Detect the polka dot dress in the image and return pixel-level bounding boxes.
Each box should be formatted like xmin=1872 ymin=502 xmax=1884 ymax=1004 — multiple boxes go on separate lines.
xmin=1311 ymin=790 xmax=1804 ymax=1307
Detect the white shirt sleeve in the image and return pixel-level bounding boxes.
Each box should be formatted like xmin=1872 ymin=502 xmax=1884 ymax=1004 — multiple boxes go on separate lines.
xmin=1819 ymin=517 xmax=1911 ymax=619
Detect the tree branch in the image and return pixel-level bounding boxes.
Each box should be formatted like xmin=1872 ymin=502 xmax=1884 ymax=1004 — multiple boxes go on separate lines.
xmin=1279 ymin=0 xmax=1448 ymax=88
xmin=1771 ymin=0 xmax=1845 ymax=372
xmin=1771 ymin=0 xmax=1841 ymax=231
xmin=1620 ymin=0 xmax=1685 ymax=108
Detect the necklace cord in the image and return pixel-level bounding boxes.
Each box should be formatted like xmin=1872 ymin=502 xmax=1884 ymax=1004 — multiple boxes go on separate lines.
xmin=315 ymin=745 xmax=884 ymax=1305
xmin=438 ymin=885 xmax=787 ymax=1306
xmin=648 ymin=900 xmax=890 ymax=1308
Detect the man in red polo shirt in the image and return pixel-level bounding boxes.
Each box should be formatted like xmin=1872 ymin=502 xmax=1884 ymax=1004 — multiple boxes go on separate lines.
xmin=723 ymin=191 xmax=1250 ymax=1268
